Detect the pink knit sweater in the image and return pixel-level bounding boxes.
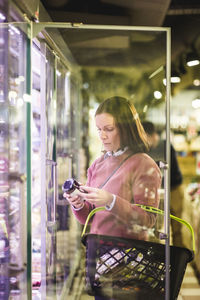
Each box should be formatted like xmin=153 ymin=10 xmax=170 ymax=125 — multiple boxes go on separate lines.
xmin=73 ymin=151 xmax=162 ymax=240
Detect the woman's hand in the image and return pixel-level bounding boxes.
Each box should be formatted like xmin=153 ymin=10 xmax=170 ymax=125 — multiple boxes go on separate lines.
xmin=78 ymin=186 xmax=114 ymax=207
xmin=63 ymin=193 xmax=84 ymax=209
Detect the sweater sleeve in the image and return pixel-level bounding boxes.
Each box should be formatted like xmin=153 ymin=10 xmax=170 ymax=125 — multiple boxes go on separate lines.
xmin=111 ymin=156 xmax=162 ymax=228
xmin=71 ymin=160 xmax=96 ymax=224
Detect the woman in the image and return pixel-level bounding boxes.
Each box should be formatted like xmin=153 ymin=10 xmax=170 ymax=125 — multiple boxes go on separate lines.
xmin=64 ymin=96 xmax=161 ymax=299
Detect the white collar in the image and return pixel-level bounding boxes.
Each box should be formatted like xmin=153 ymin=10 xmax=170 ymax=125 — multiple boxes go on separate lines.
xmin=104 ymin=146 xmax=128 ymax=159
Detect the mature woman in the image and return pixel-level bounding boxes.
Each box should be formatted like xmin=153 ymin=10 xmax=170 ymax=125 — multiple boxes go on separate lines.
xmin=64 ymin=96 xmax=161 ymax=240
xmin=63 ymin=96 xmax=162 ymax=300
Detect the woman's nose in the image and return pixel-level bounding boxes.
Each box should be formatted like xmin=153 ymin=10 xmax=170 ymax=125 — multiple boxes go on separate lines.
xmin=99 ymin=130 xmax=107 ymax=139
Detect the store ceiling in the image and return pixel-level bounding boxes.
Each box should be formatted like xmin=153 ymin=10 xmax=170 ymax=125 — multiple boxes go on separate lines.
xmin=20 ymin=0 xmax=200 ymax=104
xmin=40 ymin=0 xmax=200 ymax=63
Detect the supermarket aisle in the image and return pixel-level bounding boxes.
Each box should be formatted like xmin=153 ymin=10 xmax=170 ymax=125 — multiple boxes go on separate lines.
xmin=178 ymin=264 xmax=200 ymax=300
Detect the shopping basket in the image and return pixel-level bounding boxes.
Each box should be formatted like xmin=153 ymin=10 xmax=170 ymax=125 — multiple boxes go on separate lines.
xmin=81 ymin=205 xmax=195 ymax=300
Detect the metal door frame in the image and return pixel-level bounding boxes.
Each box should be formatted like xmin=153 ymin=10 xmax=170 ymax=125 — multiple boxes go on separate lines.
xmin=29 ymin=22 xmax=171 ymax=300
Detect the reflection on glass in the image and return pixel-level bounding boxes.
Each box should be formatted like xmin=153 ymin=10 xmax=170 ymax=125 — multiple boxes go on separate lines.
xmin=46 ymin=47 xmax=56 ymax=161
xmin=56 ymin=64 xmax=73 ymax=294
xmin=0 ymin=22 xmax=28 ymax=299
xmin=56 ymin=63 xmax=71 ymax=157
xmin=31 ymin=43 xmax=42 ymax=298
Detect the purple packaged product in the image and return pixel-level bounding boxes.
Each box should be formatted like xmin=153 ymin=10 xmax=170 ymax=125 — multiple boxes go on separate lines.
xmin=62 ymin=178 xmax=87 ymax=196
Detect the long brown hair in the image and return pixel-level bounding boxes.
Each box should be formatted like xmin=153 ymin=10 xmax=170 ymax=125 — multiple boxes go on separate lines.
xmin=95 ymin=96 xmax=149 ymax=153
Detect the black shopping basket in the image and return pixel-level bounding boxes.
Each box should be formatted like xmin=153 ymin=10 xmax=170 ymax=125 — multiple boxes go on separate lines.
xmin=81 ymin=205 xmax=195 ymax=300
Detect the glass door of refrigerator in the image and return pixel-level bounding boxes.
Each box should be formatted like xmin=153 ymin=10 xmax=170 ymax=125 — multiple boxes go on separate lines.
xmin=33 ymin=23 xmax=170 ymax=299
xmin=40 ymin=44 xmax=57 ymax=299
xmin=31 ymin=33 xmax=80 ymax=298
xmin=0 ymin=22 xmax=30 ymax=299
xmin=31 ymin=40 xmax=58 ymax=299
xmin=31 ymin=42 xmax=43 ymax=299
xmin=56 ymin=62 xmax=71 ymax=294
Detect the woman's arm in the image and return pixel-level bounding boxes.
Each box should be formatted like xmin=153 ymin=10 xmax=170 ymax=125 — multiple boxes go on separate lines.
xmin=72 ymin=200 xmax=94 ymax=224
xmin=66 ymin=159 xmax=99 ymax=224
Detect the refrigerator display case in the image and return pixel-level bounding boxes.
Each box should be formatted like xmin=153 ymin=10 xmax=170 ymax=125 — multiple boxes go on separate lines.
xmin=0 ymin=19 xmax=82 ymax=299
xmin=31 ymin=37 xmax=82 ymax=299
xmin=0 ymin=20 xmax=10 ymax=300
xmin=0 ymin=22 xmax=29 ymax=299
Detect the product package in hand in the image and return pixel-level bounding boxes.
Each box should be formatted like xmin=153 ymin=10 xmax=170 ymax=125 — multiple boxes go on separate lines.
xmin=62 ymin=178 xmax=87 ymax=196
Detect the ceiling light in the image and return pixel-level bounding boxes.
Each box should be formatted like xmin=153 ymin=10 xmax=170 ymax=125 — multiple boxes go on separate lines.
xmin=154 ymin=91 xmax=162 ymax=99
xmin=162 ymin=79 xmax=167 ymax=85
xmin=171 ymin=70 xmax=181 ymax=82
xmin=193 ymin=79 xmax=200 ymax=86
xmin=186 ymin=52 xmax=200 ymax=67
xmin=162 ymin=67 xmax=181 ymax=85
xmin=163 ymin=75 xmax=181 ymax=85
xmin=171 ymin=76 xmax=181 ymax=83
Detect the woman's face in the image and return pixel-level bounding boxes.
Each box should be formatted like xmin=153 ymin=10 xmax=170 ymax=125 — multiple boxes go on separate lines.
xmin=95 ymin=113 xmax=121 ymax=152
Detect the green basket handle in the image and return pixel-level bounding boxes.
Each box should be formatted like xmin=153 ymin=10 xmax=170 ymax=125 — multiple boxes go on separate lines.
xmin=81 ymin=204 xmax=195 ymax=253
xmin=81 ymin=206 xmax=106 ymax=237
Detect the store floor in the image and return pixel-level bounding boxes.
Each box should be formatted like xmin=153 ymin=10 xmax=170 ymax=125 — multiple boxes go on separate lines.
xmin=178 ymin=263 xmax=200 ymax=300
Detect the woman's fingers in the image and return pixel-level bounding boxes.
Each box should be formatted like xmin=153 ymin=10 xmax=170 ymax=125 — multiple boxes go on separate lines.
xmin=81 ymin=193 xmax=98 ymax=201
xmin=78 ymin=186 xmax=98 ymax=200
xmin=78 ymin=188 xmax=98 ymax=203
xmin=70 ymin=186 xmax=113 ymax=207
xmin=63 ymin=193 xmax=81 ymax=203
xmin=79 ymin=186 xmax=96 ymax=193
xmin=69 ymin=196 xmax=84 ymax=208
xmin=62 ymin=191 xmax=85 ymax=209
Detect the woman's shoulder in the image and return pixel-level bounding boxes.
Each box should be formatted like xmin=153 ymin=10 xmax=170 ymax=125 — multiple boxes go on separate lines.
xmin=130 ymin=152 xmax=154 ymax=162
xmin=129 ymin=152 xmax=160 ymax=169
xmin=128 ymin=153 xmax=161 ymax=181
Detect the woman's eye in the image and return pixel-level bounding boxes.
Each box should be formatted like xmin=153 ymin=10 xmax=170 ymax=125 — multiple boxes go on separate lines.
xmin=96 ymin=127 xmax=114 ymax=132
